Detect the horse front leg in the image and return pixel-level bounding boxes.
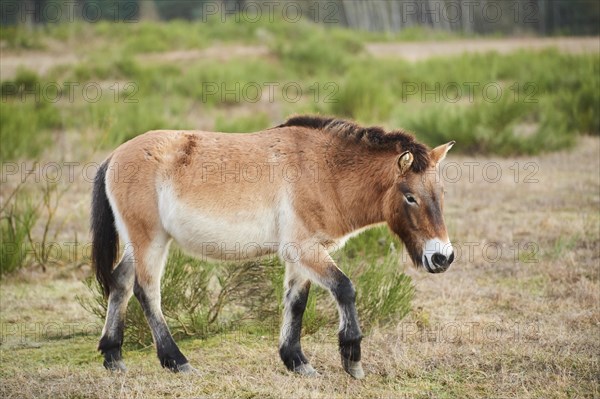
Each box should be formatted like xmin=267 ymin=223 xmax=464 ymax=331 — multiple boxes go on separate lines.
xmin=295 ymin=249 xmax=365 ymax=379
xmin=328 ymin=266 xmax=364 ymax=379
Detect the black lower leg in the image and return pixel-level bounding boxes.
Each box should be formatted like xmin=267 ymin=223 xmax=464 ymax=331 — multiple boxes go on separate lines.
xmin=98 ymin=260 xmax=133 ymax=370
xmin=134 ymin=281 xmax=188 ymax=371
xmin=98 ymin=323 xmax=124 ymax=369
xmin=279 ymin=281 xmax=311 ymax=371
xmin=156 ymin=336 xmax=188 ymax=370
xmin=330 ymin=272 xmax=362 ymax=363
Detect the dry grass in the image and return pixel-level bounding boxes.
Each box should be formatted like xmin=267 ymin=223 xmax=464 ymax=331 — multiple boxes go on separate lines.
xmin=366 ymin=36 xmax=600 ymax=61
xmin=1 ymin=136 xmax=598 ymax=398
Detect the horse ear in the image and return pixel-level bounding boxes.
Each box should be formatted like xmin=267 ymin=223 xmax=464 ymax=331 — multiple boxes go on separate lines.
xmin=397 ymin=151 xmax=414 ymax=175
xmin=430 ymin=141 xmax=455 ymax=165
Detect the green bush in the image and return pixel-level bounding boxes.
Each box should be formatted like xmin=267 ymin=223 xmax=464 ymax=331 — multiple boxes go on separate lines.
xmin=1 ymin=68 xmax=41 ymax=98
xmin=272 ymin=22 xmax=363 ymax=76
xmin=0 ymin=26 xmax=45 ymax=50
xmin=553 ymin=86 xmax=600 ymax=136
xmin=69 ymin=95 xmax=192 ymax=148
xmin=214 ymin=112 xmax=270 ymax=133
xmin=370 ymin=50 xmax=599 ymax=153
xmin=0 ymin=196 xmax=39 ymax=278
xmin=360 ymin=25 xmax=467 ymax=42
xmin=0 ymin=99 xmax=62 ymax=160
xmin=81 ymin=250 xmax=213 ymax=346
xmin=4 ymin=20 xmax=598 ymax=161
xmin=80 ymin=249 xmax=286 ymax=346
xmin=174 ymin=59 xmax=282 ymax=107
xmin=72 ymin=55 xmax=143 ymax=81
xmin=399 ymin=92 xmax=575 ymax=155
xmin=329 ymin=64 xmax=395 ymax=122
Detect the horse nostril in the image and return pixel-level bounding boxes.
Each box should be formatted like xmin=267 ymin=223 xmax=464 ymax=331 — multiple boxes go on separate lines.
xmin=448 ymin=252 xmax=455 ymax=265
xmin=432 ymin=253 xmax=447 ymax=267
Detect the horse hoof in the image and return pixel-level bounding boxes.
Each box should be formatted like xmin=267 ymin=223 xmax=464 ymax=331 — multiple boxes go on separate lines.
xmin=104 ymin=359 xmax=127 ymax=373
xmin=294 ymin=363 xmax=320 ymax=377
xmin=176 ymin=363 xmax=198 ymax=374
xmin=342 ymin=359 xmax=365 ymax=379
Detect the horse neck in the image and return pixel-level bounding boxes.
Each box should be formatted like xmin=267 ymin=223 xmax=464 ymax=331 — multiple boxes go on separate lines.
xmin=329 ymin=149 xmax=395 ymax=233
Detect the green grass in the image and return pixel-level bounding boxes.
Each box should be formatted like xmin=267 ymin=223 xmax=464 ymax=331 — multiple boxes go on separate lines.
xmin=0 ymin=99 xmax=62 ymax=160
xmin=396 ymin=93 xmax=575 ymax=155
xmin=0 ymin=195 xmax=39 ymax=278
xmin=272 ymin=23 xmax=364 ymax=76
xmin=1 ymin=20 xmax=598 ymax=398
xmin=327 ymin=50 xmax=598 ymax=153
xmin=0 ymin=67 xmax=41 ymax=96
xmin=174 ymin=59 xmax=284 ymax=107
xmin=362 ymin=25 xmax=470 ymax=42
xmin=73 ymin=97 xmax=177 ymax=148
xmin=214 ymin=112 xmax=271 ymax=133
xmin=0 ymin=26 xmax=46 ymax=50
xmin=329 ymin=63 xmax=395 ymax=122
xmin=2 ymin=21 xmax=598 ymax=161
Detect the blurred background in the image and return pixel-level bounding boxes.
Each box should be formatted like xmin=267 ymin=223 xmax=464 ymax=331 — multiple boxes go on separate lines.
xmin=0 ymin=1 xmax=598 ymax=398
xmin=1 ymin=0 xmax=599 ymax=159
xmin=3 ymin=0 xmax=600 ymax=35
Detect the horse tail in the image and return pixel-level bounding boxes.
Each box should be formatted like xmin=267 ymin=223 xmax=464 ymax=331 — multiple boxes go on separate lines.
xmin=91 ymin=158 xmax=118 ymax=298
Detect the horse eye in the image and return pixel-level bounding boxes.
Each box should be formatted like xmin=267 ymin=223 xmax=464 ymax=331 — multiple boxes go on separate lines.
xmin=405 ymin=193 xmax=417 ymax=205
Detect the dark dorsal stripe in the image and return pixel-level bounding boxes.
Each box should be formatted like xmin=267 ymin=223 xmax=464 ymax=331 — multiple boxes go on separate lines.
xmin=275 ymin=115 xmax=431 ymax=172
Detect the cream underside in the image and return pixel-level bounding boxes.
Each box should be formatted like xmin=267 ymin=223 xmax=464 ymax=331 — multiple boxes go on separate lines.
xmin=155 ymin=182 xmax=382 ymax=262
xmin=157 ymin=183 xmax=280 ymax=261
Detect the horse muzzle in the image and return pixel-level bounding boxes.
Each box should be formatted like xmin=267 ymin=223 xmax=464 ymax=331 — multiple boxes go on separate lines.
xmin=422 ymin=238 xmax=454 ymax=273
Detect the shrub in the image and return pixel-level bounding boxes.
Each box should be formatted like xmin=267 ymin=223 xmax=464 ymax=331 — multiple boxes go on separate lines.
xmin=80 ymin=249 xmax=285 ymax=346
xmin=272 ymin=22 xmax=363 ymax=76
xmin=0 ymin=99 xmax=62 ymax=160
xmin=0 ymin=193 xmax=39 ymax=278
xmin=73 ymin=96 xmax=190 ymax=148
xmin=81 ymin=250 xmax=212 ymax=346
xmin=174 ymin=60 xmax=282 ymax=107
xmin=553 ymin=86 xmax=600 ymax=136
xmin=72 ymin=55 xmax=143 ymax=81
xmin=0 ymin=68 xmax=41 ymax=98
xmin=399 ymin=92 xmax=575 ymax=155
xmin=0 ymin=26 xmax=45 ymax=50
xmin=329 ymin=64 xmax=395 ymax=122
xmin=214 ymin=112 xmax=271 ymax=133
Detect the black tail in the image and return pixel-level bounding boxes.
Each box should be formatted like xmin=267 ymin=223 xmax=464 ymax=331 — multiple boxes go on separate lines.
xmin=91 ymin=159 xmax=118 ymax=298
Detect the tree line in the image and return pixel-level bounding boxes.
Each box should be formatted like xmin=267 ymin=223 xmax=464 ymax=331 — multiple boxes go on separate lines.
xmin=2 ymin=0 xmax=598 ymax=36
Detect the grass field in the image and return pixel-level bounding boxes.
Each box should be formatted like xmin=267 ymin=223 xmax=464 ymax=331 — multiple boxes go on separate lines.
xmin=0 ymin=19 xmax=599 ymax=399
xmin=1 ymin=137 xmax=598 ymax=398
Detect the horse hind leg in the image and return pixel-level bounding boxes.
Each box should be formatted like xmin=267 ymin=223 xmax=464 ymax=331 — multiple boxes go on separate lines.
xmin=279 ymin=264 xmax=318 ymax=376
xmin=98 ymin=249 xmax=135 ymax=372
xmin=132 ymin=232 xmax=195 ymax=373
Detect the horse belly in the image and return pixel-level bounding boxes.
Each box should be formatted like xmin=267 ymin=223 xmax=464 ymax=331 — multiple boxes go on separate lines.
xmin=158 ymin=188 xmax=279 ymax=261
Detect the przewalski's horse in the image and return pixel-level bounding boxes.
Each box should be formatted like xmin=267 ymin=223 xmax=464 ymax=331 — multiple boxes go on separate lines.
xmin=91 ymin=115 xmax=455 ymax=379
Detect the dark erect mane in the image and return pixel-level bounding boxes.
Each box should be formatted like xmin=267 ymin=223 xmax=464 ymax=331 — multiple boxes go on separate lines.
xmin=275 ymin=115 xmax=431 ymax=172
